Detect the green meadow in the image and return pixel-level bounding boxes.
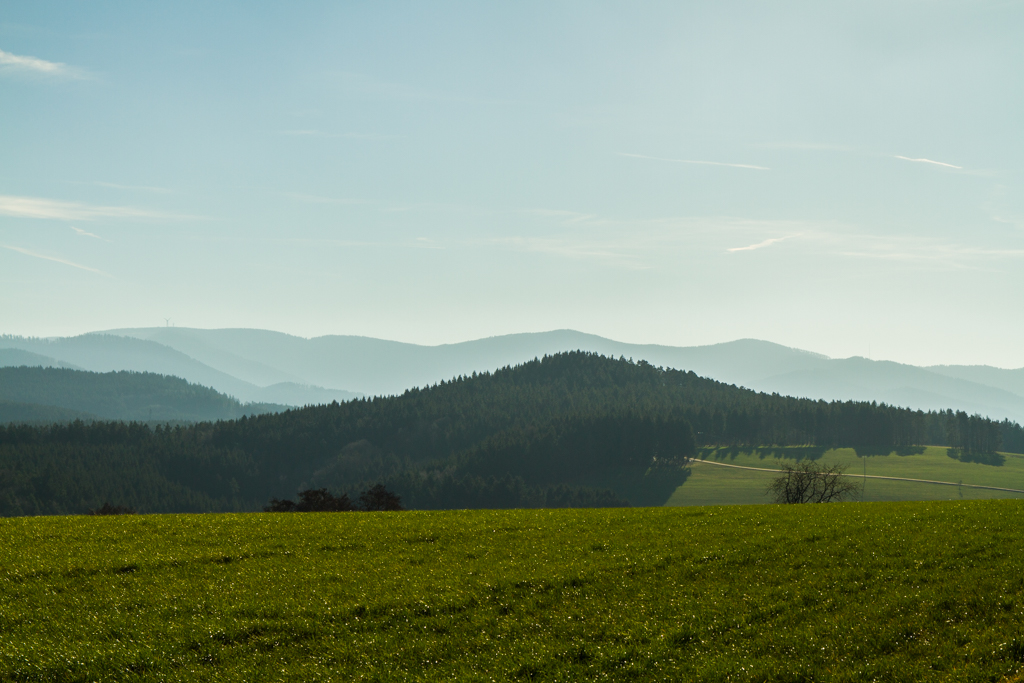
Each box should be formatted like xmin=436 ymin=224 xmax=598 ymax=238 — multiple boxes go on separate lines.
xmin=667 ymin=447 xmax=1024 ymax=507
xmin=3 ymin=502 xmax=1024 ymax=682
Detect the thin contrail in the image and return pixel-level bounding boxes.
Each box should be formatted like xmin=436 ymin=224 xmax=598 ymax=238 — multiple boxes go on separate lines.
xmin=894 ymin=155 xmax=962 ymax=169
xmin=2 ymin=244 xmax=108 ymax=275
xmin=728 ymin=237 xmax=791 ymax=252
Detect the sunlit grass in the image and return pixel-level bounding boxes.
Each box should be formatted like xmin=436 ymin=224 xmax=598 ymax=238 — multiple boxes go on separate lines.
xmin=3 ymin=501 xmax=1024 ymax=681
xmin=667 ymin=446 xmax=1024 ymax=507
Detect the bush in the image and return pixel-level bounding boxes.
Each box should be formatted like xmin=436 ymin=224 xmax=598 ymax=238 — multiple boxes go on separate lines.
xmin=767 ymin=461 xmax=859 ymax=504
xmin=264 ymin=488 xmax=354 ymax=512
xmin=265 ymin=485 xmax=401 ymax=512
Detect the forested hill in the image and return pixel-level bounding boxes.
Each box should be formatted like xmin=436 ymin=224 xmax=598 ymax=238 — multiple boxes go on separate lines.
xmin=1 ymin=352 xmax=1022 ymax=516
xmin=0 ymin=367 xmax=287 ymax=423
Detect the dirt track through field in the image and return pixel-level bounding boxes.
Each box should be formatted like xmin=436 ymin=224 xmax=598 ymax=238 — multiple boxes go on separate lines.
xmin=690 ymin=458 xmax=1024 ymax=495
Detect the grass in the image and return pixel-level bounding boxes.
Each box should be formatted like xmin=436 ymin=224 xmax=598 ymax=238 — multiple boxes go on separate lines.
xmin=666 ymin=446 xmax=1024 ymax=507
xmin=3 ymin=502 xmax=1024 ymax=681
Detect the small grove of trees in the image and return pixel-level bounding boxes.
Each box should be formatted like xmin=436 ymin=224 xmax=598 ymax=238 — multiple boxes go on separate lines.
xmin=767 ymin=461 xmax=860 ymax=504
xmin=264 ymin=484 xmax=403 ymax=512
xmin=945 ymin=410 xmax=1002 ymax=455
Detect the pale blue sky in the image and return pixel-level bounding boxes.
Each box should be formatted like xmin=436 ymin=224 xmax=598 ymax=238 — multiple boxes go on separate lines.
xmin=2 ymin=1 xmax=1023 ymax=366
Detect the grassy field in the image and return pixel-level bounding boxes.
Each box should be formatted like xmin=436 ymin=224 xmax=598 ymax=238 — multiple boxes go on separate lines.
xmin=3 ymin=502 xmax=1024 ymax=682
xmin=666 ymin=447 xmax=1024 ymax=507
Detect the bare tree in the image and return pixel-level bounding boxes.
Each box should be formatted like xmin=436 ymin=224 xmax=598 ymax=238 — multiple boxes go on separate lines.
xmin=767 ymin=460 xmax=859 ymax=504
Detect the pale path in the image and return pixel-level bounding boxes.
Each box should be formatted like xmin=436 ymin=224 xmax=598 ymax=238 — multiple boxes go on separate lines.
xmin=690 ymin=458 xmax=1024 ymax=495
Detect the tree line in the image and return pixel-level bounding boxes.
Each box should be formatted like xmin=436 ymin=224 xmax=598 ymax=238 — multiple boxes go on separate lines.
xmin=0 ymin=352 xmax=1020 ymax=515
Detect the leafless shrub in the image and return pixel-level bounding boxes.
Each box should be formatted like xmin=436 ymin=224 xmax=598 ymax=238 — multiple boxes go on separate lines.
xmin=767 ymin=460 xmax=859 ymax=504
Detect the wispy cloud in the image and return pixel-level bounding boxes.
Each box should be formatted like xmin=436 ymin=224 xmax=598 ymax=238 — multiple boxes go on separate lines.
xmin=91 ymin=181 xmax=173 ymax=193
xmin=0 ymin=194 xmax=197 ymax=221
xmin=71 ymin=226 xmax=101 ymax=239
xmin=494 ymin=211 xmax=1024 ymax=272
xmin=754 ymin=144 xmax=972 ymax=173
xmin=621 ymin=152 xmax=770 ymax=171
xmin=894 ymin=155 xmax=962 ymax=170
xmin=795 ymin=229 xmax=1024 ymax=271
xmin=757 ymin=142 xmax=854 ymax=152
xmin=727 ymin=236 xmax=794 ymax=252
xmin=380 ymin=202 xmax=494 ymax=216
xmin=0 ymin=47 xmax=84 ymax=78
xmin=282 ymin=129 xmax=391 ymax=140
xmin=490 ymin=216 xmax=808 ymax=269
xmin=836 ymin=242 xmax=1024 ymax=266
xmin=283 ymin=192 xmax=362 ymax=205
xmin=322 ymin=71 xmax=514 ymax=106
xmin=1 ymin=245 xmax=108 ymax=275
xmin=989 ymin=213 xmax=1024 ymax=231
xmin=492 ymin=236 xmax=648 ymax=269
xmin=521 ymin=208 xmax=598 ymax=224
xmin=233 ymin=236 xmax=444 ymax=252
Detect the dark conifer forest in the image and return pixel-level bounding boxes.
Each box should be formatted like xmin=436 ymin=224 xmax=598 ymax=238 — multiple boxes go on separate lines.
xmin=0 ymin=366 xmax=286 ymax=423
xmin=1 ymin=352 xmax=1021 ymax=516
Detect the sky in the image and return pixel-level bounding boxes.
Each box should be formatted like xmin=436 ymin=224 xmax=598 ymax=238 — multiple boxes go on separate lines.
xmin=2 ymin=1 xmax=1023 ymax=367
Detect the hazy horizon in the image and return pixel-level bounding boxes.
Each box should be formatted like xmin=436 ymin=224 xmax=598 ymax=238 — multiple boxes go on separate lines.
xmin=6 ymin=324 xmax=1024 ymax=371
xmin=3 ymin=2 xmax=1023 ymax=368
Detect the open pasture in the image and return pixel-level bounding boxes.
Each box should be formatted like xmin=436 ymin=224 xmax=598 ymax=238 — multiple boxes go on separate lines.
xmin=667 ymin=447 xmax=1024 ymax=507
xmin=2 ymin=501 xmax=1024 ymax=682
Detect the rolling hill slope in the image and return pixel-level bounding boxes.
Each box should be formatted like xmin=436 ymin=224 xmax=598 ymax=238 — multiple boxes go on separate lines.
xmin=7 ymin=328 xmax=1024 ymax=423
xmin=0 ymin=367 xmax=288 ymax=423
xmin=0 ymin=334 xmax=360 ymax=406
xmin=2 ymin=352 xmax=1021 ymax=516
xmin=0 ymin=348 xmax=81 ymax=370
xmin=98 ymin=327 xmax=1024 ymax=422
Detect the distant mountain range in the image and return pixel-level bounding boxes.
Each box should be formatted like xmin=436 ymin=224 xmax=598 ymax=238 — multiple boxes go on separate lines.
xmin=2 ymin=328 xmax=1024 ymax=423
xmin=0 ymin=336 xmax=360 ymax=407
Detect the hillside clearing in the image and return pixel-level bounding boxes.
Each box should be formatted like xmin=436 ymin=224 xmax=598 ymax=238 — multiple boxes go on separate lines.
xmin=668 ymin=447 xmax=1024 ymax=507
